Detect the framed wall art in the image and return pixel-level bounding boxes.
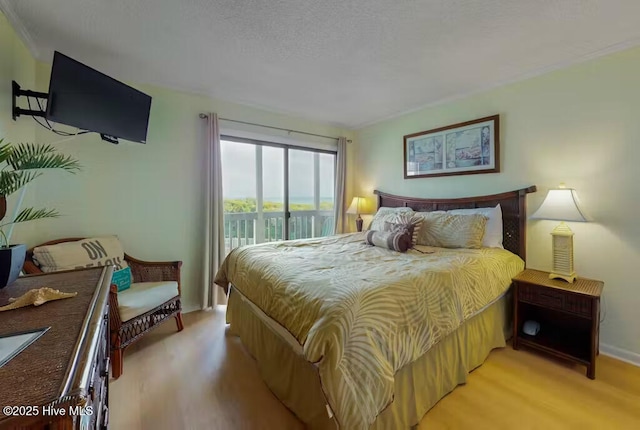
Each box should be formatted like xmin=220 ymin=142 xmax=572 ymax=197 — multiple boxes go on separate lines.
xmin=403 ymin=115 xmax=499 ymax=179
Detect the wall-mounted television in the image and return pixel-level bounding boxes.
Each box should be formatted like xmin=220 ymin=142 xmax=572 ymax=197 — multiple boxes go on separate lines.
xmin=46 ymin=51 xmax=152 ymax=143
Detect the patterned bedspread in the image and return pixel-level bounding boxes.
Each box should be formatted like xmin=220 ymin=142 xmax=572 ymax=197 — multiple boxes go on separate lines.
xmin=215 ymin=233 xmax=524 ymax=429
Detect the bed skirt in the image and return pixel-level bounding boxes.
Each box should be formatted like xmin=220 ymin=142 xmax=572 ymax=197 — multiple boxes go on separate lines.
xmin=227 ymin=287 xmax=511 ymax=429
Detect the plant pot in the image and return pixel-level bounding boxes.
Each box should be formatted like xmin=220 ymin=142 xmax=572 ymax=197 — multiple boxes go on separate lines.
xmin=0 ymin=244 xmax=26 ymax=288
xmin=0 ymin=195 xmax=6 ymax=221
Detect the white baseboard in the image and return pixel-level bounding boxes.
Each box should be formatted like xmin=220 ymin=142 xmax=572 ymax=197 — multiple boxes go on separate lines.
xmin=181 ymin=302 xmax=226 ymax=314
xmin=600 ymin=343 xmax=640 ymax=367
xmin=182 ymin=304 xmax=202 ymax=314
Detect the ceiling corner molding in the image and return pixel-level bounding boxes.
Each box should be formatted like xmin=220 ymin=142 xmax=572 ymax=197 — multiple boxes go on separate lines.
xmin=354 ymin=36 xmax=640 ymax=131
xmin=0 ymin=0 xmax=40 ymax=60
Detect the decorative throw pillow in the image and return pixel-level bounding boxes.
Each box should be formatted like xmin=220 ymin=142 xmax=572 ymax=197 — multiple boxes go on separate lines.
xmin=33 ymin=236 xmax=128 ymax=272
xmin=383 ymin=213 xmax=423 ymax=246
xmin=364 ymin=230 xmax=411 ymax=252
xmin=384 ymin=221 xmax=410 ymax=235
xmin=415 ymin=212 xmax=488 ymax=249
xmin=111 ymin=267 xmax=132 ymax=292
xmin=448 ymin=204 xmax=503 ymax=248
xmin=368 ymin=207 xmax=414 ymax=231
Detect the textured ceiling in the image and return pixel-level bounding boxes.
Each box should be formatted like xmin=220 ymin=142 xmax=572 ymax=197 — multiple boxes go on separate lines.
xmin=2 ymin=0 xmax=640 ymax=128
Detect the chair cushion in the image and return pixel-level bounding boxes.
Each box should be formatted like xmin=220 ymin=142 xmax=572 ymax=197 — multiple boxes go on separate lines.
xmin=117 ymin=281 xmax=179 ymax=322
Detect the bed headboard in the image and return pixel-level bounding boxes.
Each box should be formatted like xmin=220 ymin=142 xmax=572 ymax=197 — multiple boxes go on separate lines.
xmin=373 ymin=186 xmax=537 ymax=260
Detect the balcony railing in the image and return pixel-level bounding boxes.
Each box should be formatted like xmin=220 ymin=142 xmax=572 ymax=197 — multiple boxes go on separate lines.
xmin=224 ymin=210 xmax=334 ymax=254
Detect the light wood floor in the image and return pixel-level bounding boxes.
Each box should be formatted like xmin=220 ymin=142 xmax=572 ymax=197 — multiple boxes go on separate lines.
xmin=111 ymin=308 xmax=640 ymax=430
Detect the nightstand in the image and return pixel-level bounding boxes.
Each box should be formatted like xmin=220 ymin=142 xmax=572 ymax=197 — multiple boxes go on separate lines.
xmin=512 ymin=269 xmax=604 ymax=379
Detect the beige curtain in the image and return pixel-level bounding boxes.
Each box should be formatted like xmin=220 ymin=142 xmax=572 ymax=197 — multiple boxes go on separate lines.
xmin=203 ymin=113 xmax=227 ymax=308
xmin=333 ymin=137 xmax=347 ymax=234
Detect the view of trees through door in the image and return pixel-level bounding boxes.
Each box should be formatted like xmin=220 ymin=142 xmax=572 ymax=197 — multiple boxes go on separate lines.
xmin=221 ymin=137 xmax=336 ymax=254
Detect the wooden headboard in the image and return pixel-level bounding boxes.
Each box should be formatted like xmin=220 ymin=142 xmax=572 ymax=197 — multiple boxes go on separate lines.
xmin=374 ymin=186 xmax=537 ymax=260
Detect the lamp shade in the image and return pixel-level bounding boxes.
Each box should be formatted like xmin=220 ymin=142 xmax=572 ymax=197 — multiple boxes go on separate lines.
xmin=530 ymin=188 xmax=587 ymax=222
xmin=346 ymin=197 xmax=368 ymax=215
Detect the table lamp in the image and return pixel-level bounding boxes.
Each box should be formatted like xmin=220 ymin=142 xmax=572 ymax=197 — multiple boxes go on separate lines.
xmin=530 ymin=185 xmax=587 ymax=283
xmin=346 ymin=196 xmax=369 ymax=232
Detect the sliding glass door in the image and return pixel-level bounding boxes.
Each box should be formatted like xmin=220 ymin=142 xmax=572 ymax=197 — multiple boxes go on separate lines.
xmin=260 ymin=145 xmax=285 ymax=242
xmin=288 ymin=149 xmax=335 ymax=239
xmin=221 ymin=137 xmax=336 ymax=255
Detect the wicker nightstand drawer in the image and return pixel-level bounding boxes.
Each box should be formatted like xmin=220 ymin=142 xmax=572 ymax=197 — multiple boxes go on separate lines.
xmin=564 ymin=294 xmax=592 ymax=317
xmin=518 ymin=283 xmax=564 ymax=311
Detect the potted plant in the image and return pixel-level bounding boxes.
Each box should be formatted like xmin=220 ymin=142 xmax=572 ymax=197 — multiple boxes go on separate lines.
xmin=0 ymin=139 xmax=80 ymax=288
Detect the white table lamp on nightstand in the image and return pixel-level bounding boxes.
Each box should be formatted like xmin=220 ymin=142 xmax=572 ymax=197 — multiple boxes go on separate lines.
xmin=530 ymin=185 xmax=587 ymax=283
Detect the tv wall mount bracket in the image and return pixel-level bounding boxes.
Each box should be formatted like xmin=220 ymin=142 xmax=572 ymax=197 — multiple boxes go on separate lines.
xmin=11 ymin=80 xmax=48 ymax=121
xmin=11 ymin=80 xmax=118 ymax=144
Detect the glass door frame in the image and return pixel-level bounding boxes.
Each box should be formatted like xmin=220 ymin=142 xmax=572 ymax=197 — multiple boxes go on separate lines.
xmin=221 ymin=135 xmax=337 ymax=242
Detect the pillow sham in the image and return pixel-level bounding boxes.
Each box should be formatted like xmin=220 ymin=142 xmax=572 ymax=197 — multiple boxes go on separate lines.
xmin=448 ymin=204 xmax=503 ymax=248
xmin=368 ymin=206 xmax=414 ymax=231
xmin=364 ymin=230 xmax=411 ymax=252
xmin=414 ymin=212 xmax=488 ymax=249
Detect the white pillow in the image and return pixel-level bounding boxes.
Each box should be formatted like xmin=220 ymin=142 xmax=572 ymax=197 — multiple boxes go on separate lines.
xmin=448 ymin=204 xmax=503 ymax=248
xmin=368 ymin=207 xmax=414 ymax=231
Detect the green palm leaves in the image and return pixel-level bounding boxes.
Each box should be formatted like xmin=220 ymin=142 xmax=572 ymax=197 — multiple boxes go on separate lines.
xmin=0 ymin=138 xmax=81 ymax=246
xmin=4 ymin=142 xmax=80 ymax=171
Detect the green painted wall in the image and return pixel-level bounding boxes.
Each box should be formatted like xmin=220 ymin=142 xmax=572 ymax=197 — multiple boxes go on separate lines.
xmin=0 ymin=11 xmax=38 ymax=245
xmin=355 ymin=46 xmax=640 ymax=357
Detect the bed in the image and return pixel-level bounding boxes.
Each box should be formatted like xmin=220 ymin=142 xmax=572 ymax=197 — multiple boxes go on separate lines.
xmin=215 ymin=186 xmax=536 ymax=430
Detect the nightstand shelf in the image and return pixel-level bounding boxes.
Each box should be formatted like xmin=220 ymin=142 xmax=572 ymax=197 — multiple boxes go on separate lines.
xmin=518 ymin=328 xmax=590 ymax=364
xmin=512 ymin=269 xmax=604 ymax=379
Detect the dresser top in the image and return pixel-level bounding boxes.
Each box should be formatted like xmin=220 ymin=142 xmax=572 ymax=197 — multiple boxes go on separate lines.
xmin=0 ymin=267 xmax=111 ymax=417
xmin=513 ymin=268 xmax=604 ymax=297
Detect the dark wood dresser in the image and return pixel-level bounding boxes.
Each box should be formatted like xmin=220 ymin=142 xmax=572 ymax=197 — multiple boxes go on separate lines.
xmin=0 ymin=267 xmax=113 ymax=430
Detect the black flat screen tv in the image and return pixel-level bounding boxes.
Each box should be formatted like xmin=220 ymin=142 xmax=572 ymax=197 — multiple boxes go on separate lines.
xmin=46 ymin=51 xmax=152 ymax=143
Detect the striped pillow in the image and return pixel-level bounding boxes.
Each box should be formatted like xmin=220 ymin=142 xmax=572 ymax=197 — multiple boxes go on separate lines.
xmin=415 ymin=212 xmax=488 ymax=249
xmin=384 ymin=213 xmax=423 ymax=246
xmin=364 ymin=230 xmax=411 ymax=252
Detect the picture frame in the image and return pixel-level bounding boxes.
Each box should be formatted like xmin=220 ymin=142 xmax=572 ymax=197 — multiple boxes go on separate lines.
xmin=403 ymin=115 xmax=500 ymax=179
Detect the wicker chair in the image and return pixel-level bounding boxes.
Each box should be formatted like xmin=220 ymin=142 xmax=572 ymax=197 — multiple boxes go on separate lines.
xmin=23 ymin=238 xmax=184 ymax=379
